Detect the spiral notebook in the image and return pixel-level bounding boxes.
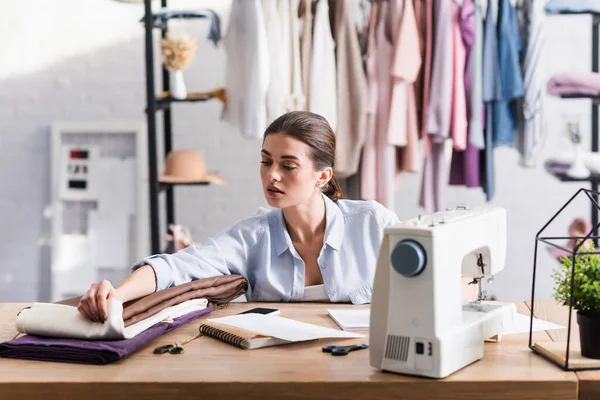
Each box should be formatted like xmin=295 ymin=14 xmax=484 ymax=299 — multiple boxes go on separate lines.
xmin=199 ymin=313 xmax=364 ymax=350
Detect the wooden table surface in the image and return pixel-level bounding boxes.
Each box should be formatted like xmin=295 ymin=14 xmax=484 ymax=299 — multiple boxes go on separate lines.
xmin=0 ymin=301 xmax=582 ymax=400
xmin=527 ymin=300 xmax=600 ymax=400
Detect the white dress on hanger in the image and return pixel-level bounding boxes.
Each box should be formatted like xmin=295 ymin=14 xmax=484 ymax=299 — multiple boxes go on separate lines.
xmin=309 ymin=0 xmax=338 ymax=131
xmin=222 ymin=0 xmax=270 ymax=139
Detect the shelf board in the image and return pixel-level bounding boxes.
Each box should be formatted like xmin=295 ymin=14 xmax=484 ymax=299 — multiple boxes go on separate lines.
xmin=550 ymin=171 xmax=600 ymax=183
xmin=559 ymin=94 xmax=600 ymax=104
xmin=545 ymin=161 xmax=600 ymax=183
xmin=155 ymin=91 xmax=215 ymax=110
xmin=159 ymin=181 xmax=211 ymax=191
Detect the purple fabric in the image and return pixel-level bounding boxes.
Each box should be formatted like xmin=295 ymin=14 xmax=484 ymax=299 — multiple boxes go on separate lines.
xmin=547 ymin=73 xmax=600 ymax=96
xmin=0 ymin=307 xmax=213 ymax=365
xmin=450 ymin=144 xmax=481 ymax=187
xmin=450 ymin=0 xmax=480 ymax=187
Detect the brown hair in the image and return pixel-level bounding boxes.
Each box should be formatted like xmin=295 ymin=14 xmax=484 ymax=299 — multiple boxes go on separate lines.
xmin=263 ymin=111 xmax=344 ymax=201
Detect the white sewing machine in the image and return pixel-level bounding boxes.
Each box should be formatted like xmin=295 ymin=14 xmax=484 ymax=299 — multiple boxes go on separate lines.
xmin=369 ymin=206 xmax=516 ymax=379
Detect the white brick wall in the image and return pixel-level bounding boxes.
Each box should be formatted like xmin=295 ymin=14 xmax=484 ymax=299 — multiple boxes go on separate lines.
xmin=0 ymin=1 xmax=597 ymax=303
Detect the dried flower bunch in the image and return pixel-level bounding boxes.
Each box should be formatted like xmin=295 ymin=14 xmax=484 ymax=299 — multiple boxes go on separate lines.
xmin=160 ymin=33 xmax=196 ymax=71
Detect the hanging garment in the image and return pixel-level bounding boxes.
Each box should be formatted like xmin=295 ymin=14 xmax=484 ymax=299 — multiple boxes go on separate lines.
xmin=361 ymin=1 xmax=396 ymax=208
xmin=360 ymin=3 xmax=379 ymax=202
xmin=222 ymin=0 xmax=270 ymax=139
xmin=419 ymin=0 xmax=453 ymax=213
xmin=309 ymin=0 xmax=338 ymax=131
xmin=390 ymin=0 xmax=422 ymax=174
xmin=450 ymin=1 xmax=468 ymax=151
xmin=332 ymin=0 xmax=367 ymax=179
xmin=300 ymin=0 xmax=313 ymax=110
xmin=373 ymin=1 xmax=396 ymax=208
xmin=516 ymin=0 xmax=545 ymax=167
xmin=493 ymin=0 xmax=525 ymax=146
xmin=419 ymin=0 xmax=434 ymax=157
xmin=425 ymin=0 xmax=453 ymax=141
xmin=412 ymin=0 xmax=424 ymax=135
xmin=287 ymin=0 xmax=306 ymax=112
xmin=469 ymin=0 xmax=485 ymax=149
xmin=449 ymin=0 xmax=481 ymax=188
xmin=480 ymin=0 xmax=501 ymax=201
xmin=262 ymin=0 xmax=287 ymax=122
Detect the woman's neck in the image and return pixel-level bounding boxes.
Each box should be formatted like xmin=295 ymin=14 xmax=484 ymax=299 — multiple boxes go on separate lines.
xmin=283 ymin=193 xmax=326 ymax=244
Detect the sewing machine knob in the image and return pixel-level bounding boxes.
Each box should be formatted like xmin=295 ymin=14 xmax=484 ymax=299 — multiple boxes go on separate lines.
xmin=391 ymin=240 xmax=427 ymax=278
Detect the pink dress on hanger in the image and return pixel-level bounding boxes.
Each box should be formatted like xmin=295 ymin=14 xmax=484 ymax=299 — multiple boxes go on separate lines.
xmin=390 ymin=0 xmax=422 ymax=173
xmin=450 ymin=1 xmax=468 ymax=151
xmin=361 ymin=1 xmax=395 ymax=209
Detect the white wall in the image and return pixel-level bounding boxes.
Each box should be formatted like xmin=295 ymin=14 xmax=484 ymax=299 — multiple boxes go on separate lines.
xmin=0 ymin=0 xmax=596 ymax=302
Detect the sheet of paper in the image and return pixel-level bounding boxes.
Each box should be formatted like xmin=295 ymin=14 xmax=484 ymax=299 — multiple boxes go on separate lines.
xmin=89 ymin=210 xmax=129 ymax=269
xmin=207 ymin=314 xmax=365 ymax=342
xmin=500 ymin=312 xmax=565 ymax=335
xmin=327 ymin=309 xmax=370 ymax=331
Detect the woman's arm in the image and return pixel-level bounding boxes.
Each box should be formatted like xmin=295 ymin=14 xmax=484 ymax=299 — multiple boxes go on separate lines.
xmin=77 ymin=213 xmax=266 ymax=322
xmin=78 ymin=264 xmax=157 ymax=322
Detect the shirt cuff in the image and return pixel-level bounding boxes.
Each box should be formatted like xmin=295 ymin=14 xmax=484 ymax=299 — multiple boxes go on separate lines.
xmin=132 ymin=256 xmax=173 ymax=292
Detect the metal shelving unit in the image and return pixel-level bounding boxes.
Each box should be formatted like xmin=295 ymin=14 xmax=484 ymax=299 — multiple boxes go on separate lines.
xmin=548 ymin=12 xmax=600 ymax=240
xmin=142 ymin=0 xmax=219 ymax=254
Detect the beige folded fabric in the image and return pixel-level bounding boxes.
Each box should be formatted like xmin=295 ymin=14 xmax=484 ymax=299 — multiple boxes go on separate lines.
xmin=15 ymin=298 xmax=208 ymax=340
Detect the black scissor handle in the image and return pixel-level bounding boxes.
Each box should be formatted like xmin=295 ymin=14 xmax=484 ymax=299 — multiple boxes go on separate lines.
xmin=153 ymin=344 xmax=175 ymax=354
xmin=322 ymin=343 xmax=369 ymax=356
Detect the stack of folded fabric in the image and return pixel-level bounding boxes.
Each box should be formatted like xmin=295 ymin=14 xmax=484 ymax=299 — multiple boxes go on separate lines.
xmin=0 ymin=274 xmax=248 ymax=365
xmin=547 ymin=72 xmax=600 ymax=97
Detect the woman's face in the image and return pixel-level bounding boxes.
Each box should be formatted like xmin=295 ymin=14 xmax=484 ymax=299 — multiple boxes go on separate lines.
xmin=260 ymin=133 xmax=324 ymax=208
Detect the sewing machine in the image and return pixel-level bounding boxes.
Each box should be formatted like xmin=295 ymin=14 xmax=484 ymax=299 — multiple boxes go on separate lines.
xmin=369 ymin=206 xmax=516 ymax=379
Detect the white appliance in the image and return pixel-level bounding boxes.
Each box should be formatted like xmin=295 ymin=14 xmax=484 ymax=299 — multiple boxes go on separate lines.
xmin=369 ymin=206 xmax=516 ymax=379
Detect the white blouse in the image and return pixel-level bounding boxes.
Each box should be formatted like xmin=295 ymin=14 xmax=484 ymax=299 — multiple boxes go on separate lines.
xmin=302 ymin=284 xmax=330 ymax=302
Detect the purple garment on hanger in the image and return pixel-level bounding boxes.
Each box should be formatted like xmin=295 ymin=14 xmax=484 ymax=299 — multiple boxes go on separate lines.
xmin=0 ymin=308 xmax=213 ymax=365
xmin=449 ymin=0 xmax=480 ymax=187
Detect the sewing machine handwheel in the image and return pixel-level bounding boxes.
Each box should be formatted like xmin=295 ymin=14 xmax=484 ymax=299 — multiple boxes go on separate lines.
xmin=391 ymin=240 xmax=426 ymax=278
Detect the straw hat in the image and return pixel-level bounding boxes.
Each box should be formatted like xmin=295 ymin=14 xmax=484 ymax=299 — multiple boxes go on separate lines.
xmin=158 ymin=149 xmax=226 ymax=184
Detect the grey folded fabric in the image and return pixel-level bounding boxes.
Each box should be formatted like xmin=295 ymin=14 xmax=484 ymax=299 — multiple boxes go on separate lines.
xmin=0 ymin=307 xmax=212 ymax=365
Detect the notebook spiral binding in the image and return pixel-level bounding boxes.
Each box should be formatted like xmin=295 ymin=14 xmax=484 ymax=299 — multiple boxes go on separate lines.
xmin=199 ymin=324 xmax=245 ymax=349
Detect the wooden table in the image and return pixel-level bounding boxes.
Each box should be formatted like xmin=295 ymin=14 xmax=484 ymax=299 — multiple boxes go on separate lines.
xmin=0 ymin=301 xmax=580 ymax=400
xmin=527 ymin=300 xmax=600 ymax=400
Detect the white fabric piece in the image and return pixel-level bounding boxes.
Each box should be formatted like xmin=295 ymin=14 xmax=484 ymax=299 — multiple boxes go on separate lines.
xmin=286 ymin=0 xmax=306 ymax=112
xmin=15 ymin=298 xmax=208 ymax=340
xmin=262 ymin=0 xmax=287 ymax=122
xmin=309 ymin=0 xmax=338 ymax=131
xmin=303 ymin=284 xmax=330 ymax=302
xmin=518 ymin=0 xmax=545 ymax=167
xmin=222 ymin=0 xmax=270 ymax=139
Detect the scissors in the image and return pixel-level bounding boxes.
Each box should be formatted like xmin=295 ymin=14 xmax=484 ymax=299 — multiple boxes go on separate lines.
xmin=153 ymin=333 xmax=202 ymax=355
xmin=322 ymin=343 xmax=368 ymax=356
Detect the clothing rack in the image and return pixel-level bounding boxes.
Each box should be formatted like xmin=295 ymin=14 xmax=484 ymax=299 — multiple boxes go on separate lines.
xmin=549 ymin=11 xmax=600 ymax=243
xmin=142 ymin=0 xmax=216 ymax=254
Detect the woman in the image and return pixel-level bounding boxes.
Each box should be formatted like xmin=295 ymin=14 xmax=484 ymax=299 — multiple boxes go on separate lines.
xmin=78 ymin=111 xmax=400 ymax=322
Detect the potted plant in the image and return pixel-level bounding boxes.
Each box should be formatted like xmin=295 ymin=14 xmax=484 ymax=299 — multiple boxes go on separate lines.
xmin=552 ymin=241 xmax=600 ymax=359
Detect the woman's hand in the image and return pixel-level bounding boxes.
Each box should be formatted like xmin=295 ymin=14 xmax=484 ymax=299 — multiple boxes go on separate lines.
xmin=77 ymin=280 xmax=119 ymax=322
